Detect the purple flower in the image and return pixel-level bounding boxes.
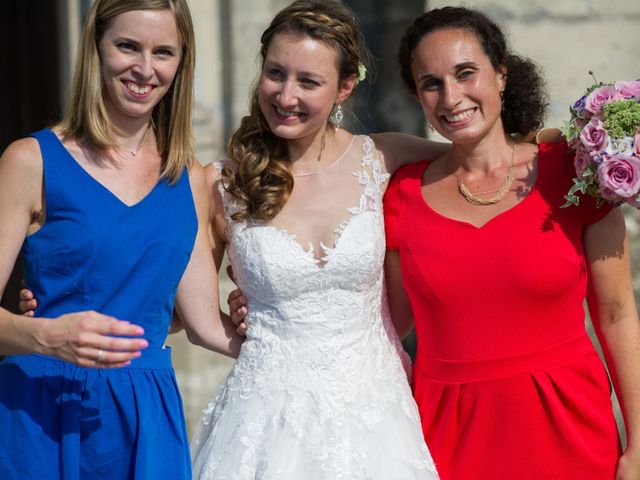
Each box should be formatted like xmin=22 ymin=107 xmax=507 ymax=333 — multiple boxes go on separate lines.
xmin=596 ymin=154 xmax=640 ymax=201
xmin=580 ymin=117 xmax=608 ymax=153
xmin=615 ymin=80 xmax=640 ymax=99
xmin=634 ymin=129 xmax=640 ymax=157
xmin=571 ymin=95 xmax=589 ymax=118
xmin=585 ymin=85 xmax=619 ymax=116
xmin=573 ymin=145 xmax=593 ymax=176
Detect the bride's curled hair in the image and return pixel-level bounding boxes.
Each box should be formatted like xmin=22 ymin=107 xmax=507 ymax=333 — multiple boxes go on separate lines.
xmin=223 ymin=0 xmax=371 ymax=221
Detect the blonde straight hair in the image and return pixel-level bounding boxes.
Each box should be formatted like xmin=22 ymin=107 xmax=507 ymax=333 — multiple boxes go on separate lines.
xmin=58 ymin=0 xmax=196 ymax=182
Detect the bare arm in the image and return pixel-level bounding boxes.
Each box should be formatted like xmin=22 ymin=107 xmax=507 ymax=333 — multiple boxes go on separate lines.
xmin=173 ymin=163 xmax=242 ymax=358
xmin=584 ymin=208 xmax=640 ymax=476
xmin=371 ymin=132 xmax=450 ymax=177
xmin=0 ymin=138 xmax=145 ymax=367
xmin=0 ymin=139 xmax=41 ymax=352
xmin=384 ymin=249 xmax=414 ymax=340
xmin=371 ymin=128 xmax=563 ymax=178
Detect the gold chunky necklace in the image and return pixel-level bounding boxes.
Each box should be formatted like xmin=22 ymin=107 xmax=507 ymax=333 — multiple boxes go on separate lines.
xmin=455 ymin=143 xmax=516 ymax=206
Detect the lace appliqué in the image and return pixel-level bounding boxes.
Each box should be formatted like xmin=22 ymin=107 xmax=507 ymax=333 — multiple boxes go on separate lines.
xmin=192 ymin=139 xmax=438 ymax=479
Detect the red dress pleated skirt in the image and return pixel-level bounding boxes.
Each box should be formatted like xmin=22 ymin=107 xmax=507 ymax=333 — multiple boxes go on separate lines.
xmin=413 ymin=334 xmax=620 ymax=480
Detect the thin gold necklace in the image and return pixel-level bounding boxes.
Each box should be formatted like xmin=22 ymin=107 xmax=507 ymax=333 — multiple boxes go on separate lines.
xmin=455 ymin=143 xmax=516 ymax=206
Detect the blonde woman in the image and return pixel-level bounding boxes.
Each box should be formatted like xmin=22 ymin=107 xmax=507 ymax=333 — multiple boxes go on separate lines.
xmin=0 ymin=1 xmax=240 ymax=478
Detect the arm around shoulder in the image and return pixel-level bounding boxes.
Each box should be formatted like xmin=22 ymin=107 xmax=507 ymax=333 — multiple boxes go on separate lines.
xmin=371 ymin=132 xmax=450 ymax=176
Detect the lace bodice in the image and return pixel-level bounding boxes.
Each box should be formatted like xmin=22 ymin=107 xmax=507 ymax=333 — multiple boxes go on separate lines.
xmin=191 ymin=136 xmax=437 ymax=479
xmin=220 ymin=136 xmax=406 ymax=381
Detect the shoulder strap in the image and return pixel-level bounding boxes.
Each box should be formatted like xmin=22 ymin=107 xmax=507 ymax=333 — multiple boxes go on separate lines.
xmin=349 ymin=135 xmax=391 ymax=215
xmin=29 ymin=129 xmax=66 ymax=209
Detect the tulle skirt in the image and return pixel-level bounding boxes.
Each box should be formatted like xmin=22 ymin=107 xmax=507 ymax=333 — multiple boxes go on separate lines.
xmin=191 ymin=362 xmax=438 ymax=480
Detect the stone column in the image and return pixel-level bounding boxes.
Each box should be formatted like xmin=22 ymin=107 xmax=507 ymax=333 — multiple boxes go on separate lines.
xmin=344 ymin=0 xmax=427 ymax=135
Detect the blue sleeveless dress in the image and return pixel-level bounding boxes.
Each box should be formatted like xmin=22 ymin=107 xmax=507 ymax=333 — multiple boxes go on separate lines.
xmin=0 ymin=129 xmax=197 ymax=479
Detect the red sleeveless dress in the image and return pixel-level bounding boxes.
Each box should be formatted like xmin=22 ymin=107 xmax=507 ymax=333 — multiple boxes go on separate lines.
xmin=384 ymin=142 xmax=620 ymax=479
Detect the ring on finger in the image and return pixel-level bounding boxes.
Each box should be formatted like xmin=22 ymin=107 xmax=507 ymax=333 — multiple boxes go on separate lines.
xmin=96 ymin=349 xmax=104 ymax=363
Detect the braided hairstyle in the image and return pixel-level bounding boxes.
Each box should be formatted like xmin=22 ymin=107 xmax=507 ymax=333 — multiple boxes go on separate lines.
xmin=398 ymin=6 xmax=547 ymax=136
xmin=224 ymin=0 xmax=371 ymax=221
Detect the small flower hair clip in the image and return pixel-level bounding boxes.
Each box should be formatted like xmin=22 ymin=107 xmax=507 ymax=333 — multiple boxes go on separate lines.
xmin=356 ymin=64 xmax=367 ymax=83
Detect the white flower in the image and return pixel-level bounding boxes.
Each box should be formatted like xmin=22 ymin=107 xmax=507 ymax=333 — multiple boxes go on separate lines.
xmin=604 ymin=136 xmax=634 ymax=157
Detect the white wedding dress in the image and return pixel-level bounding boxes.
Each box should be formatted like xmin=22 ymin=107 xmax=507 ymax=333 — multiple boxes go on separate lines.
xmin=191 ymin=136 xmax=438 ymax=479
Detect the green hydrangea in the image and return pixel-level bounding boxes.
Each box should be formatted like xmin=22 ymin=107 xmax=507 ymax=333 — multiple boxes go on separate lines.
xmin=603 ymin=99 xmax=640 ymax=138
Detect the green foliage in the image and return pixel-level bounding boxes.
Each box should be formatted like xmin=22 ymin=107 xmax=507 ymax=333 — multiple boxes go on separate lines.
xmin=561 ymin=166 xmax=603 ymax=208
xmin=603 ymin=99 xmax=640 ymax=138
xmin=561 ymin=120 xmax=580 ymax=142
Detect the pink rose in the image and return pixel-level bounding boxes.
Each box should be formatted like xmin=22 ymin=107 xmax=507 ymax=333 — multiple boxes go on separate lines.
xmin=615 ymin=80 xmax=640 ymax=99
xmin=585 ymin=85 xmax=619 ymax=116
xmin=597 ymin=154 xmax=640 ymax=202
xmin=573 ymin=145 xmax=593 ymax=176
xmin=580 ymin=117 xmax=608 ymax=153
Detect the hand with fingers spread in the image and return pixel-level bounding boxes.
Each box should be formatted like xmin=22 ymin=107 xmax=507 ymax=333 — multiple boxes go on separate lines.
xmin=41 ymin=311 xmax=148 ymax=368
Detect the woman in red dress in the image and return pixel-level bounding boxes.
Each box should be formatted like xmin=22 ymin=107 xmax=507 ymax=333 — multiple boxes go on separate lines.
xmin=384 ymin=6 xmax=640 ymax=479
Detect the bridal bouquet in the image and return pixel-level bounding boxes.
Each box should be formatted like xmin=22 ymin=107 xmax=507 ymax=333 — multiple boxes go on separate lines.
xmin=561 ymin=78 xmax=640 ymax=208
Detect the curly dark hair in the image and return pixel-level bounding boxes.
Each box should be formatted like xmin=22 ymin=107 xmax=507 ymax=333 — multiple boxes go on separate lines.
xmin=398 ymin=6 xmax=548 ymax=136
xmin=223 ymin=0 xmax=371 ymax=221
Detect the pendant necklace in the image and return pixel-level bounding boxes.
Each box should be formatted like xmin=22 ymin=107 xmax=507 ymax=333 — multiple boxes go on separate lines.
xmin=120 ymin=123 xmax=151 ymax=157
xmin=292 ymin=136 xmax=356 ymax=177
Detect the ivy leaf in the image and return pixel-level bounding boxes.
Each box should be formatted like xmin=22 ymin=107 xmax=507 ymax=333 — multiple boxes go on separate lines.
xmin=561 ymin=193 xmax=581 ymax=208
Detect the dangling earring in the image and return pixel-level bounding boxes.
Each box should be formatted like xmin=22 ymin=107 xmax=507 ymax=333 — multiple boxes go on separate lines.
xmin=499 ymin=89 xmax=505 ymax=112
xmin=332 ymin=104 xmax=343 ymax=131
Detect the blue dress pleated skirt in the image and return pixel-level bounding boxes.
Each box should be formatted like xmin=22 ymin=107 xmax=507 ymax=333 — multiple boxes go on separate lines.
xmin=0 ymin=349 xmax=190 ymax=479
xmin=0 ymin=129 xmax=198 ymax=479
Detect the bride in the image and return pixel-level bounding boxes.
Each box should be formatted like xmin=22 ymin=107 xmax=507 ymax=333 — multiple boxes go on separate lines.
xmin=190 ymin=1 xmax=442 ymax=478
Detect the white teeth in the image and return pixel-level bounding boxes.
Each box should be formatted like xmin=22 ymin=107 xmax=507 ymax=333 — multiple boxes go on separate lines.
xmin=276 ymin=106 xmax=300 ymax=117
xmin=445 ymin=109 xmax=474 ymax=123
xmin=126 ymin=82 xmax=151 ymax=95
